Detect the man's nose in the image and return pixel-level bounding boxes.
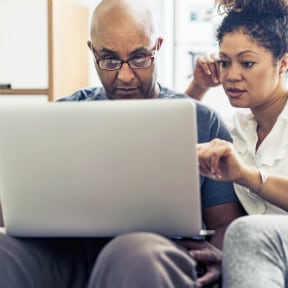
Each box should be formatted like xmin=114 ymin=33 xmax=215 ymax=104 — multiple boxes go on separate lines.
xmin=117 ymin=63 xmax=135 ymax=83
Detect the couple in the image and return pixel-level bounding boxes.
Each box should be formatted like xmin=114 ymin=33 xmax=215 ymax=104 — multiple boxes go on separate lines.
xmin=0 ymin=0 xmax=287 ymax=287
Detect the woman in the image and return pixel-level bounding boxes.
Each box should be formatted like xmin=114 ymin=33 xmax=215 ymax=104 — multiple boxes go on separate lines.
xmin=187 ymin=0 xmax=288 ymax=287
xmin=187 ymin=0 xmax=288 ymax=214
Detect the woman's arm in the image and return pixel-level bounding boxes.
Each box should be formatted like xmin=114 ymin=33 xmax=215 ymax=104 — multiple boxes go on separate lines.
xmin=236 ymin=165 xmax=288 ymax=211
xmin=197 ymin=139 xmax=288 ymax=211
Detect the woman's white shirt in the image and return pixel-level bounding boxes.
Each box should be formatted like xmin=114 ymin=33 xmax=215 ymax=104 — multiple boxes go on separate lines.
xmin=230 ymin=104 xmax=288 ymax=215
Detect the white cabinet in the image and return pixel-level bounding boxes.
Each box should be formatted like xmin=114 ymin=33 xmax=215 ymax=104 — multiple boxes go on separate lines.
xmin=0 ymin=0 xmax=89 ymax=101
xmin=0 ymin=0 xmax=48 ymax=89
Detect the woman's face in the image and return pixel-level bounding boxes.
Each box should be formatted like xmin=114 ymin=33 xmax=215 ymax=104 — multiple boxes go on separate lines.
xmin=219 ymin=30 xmax=285 ymax=109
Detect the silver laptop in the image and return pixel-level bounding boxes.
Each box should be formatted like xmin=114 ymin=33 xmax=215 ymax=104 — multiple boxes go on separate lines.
xmin=0 ymin=98 xmax=207 ymax=238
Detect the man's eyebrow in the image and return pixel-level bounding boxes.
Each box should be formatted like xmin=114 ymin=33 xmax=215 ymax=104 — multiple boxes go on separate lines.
xmin=97 ymin=47 xmax=150 ymax=58
xmin=131 ymin=47 xmax=150 ymax=54
xmin=98 ymin=48 xmax=118 ymax=55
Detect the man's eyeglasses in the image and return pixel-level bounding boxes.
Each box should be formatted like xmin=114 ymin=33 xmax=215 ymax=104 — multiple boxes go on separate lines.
xmin=89 ymin=45 xmax=157 ymax=71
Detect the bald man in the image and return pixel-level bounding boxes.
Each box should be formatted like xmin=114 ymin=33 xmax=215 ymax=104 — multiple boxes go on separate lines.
xmin=0 ymin=1 xmax=244 ymax=287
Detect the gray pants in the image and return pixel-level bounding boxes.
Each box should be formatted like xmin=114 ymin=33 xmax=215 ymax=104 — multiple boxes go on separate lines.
xmin=88 ymin=232 xmax=197 ymax=288
xmin=222 ymin=215 xmax=288 ymax=288
xmin=0 ymin=232 xmax=197 ymax=288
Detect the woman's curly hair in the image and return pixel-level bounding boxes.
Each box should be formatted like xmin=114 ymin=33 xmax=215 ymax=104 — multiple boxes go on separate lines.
xmin=216 ymin=0 xmax=288 ymax=60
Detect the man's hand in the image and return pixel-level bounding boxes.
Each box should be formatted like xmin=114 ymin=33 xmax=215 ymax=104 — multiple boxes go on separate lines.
xmin=178 ymin=239 xmax=222 ymax=288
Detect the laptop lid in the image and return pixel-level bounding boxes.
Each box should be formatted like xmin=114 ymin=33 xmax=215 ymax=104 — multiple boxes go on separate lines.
xmin=0 ymin=98 xmax=204 ymax=238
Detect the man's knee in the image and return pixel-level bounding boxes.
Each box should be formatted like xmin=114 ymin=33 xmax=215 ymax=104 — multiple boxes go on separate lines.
xmin=0 ymin=233 xmax=35 ymax=287
xmin=90 ymin=232 xmax=197 ymax=287
xmin=96 ymin=232 xmax=181 ymax=268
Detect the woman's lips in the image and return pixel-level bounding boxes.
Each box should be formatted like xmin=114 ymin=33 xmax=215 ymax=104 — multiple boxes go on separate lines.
xmin=226 ymin=88 xmax=246 ymax=98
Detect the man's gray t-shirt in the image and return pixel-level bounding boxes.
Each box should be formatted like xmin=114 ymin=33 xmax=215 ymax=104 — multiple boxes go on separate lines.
xmin=58 ymin=85 xmax=239 ymax=209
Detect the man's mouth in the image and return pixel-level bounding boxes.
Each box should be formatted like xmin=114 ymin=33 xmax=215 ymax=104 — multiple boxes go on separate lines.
xmin=114 ymin=88 xmax=138 ymax=99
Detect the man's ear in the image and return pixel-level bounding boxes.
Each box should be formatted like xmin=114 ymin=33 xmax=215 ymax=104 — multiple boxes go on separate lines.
xmin=156 ymin=37 xmax=163 ymax=51
xmin=279 ymin=53 xmax=288 ymax=75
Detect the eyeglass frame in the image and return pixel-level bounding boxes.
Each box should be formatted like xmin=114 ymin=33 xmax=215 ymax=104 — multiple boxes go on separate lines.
xmin=88 ymin=41 xmax=159 ymax=71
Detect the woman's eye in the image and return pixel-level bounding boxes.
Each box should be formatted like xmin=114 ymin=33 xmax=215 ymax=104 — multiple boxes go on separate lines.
xmin=241 ymin=62 xmax=255 ymax=68
xmin=218 ymin=60 xmax=230 ymax=68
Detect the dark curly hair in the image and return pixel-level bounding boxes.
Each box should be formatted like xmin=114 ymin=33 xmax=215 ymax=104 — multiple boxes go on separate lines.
xmin=216 ymin=0 xmax=288 ymax=60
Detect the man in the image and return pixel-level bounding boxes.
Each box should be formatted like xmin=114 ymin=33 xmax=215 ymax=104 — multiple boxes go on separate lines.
xmin=0 ymin=0 xmax=244 ymax=287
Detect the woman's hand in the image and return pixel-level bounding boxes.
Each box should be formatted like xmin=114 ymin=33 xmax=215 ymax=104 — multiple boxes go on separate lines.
xmin=197 ymin=138 xmax=245 ymax=182
xmin=193 ymin=53 xmax=221 ymax=88
xmin=185 ymin=53 xmax=221 ymax=101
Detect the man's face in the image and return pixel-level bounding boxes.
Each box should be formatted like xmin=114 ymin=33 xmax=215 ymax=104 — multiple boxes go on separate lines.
xmin=89 ymin=17 xmax=161 ymax=100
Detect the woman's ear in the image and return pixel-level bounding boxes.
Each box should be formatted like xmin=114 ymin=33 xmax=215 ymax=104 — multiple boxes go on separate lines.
xmin=279 ymin=53 xmax=288 ymax=75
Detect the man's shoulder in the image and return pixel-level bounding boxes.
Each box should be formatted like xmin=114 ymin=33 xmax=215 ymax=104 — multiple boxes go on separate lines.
xmin=160 ymin=86 xmax=224 ymax=122
xmin=194 ymin=99 xmax=219 ymax=119
xmin=159 ymin=86 xmax=189 ymax=99
xmin=159 ymin=86 xmax=217 ymax=114
xmin=57 ymin=87 xmax=106 ymax=102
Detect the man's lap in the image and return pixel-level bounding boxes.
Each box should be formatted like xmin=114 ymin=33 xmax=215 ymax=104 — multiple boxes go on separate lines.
xmin=0 ymin=232 xmax=110 ymax=288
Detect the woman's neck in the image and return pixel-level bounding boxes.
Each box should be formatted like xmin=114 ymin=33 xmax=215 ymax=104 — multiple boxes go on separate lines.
xmin=253 ymin=89 xmax=288 ymax=149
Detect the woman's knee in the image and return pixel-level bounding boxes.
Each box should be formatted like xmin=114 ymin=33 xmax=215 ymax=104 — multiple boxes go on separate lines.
xmin=224 ymin=215 xmax=272 ymax=249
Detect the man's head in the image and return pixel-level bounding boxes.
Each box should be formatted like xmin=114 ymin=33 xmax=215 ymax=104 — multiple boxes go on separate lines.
xmin=88 ymin=0 xmax=163 ymax=100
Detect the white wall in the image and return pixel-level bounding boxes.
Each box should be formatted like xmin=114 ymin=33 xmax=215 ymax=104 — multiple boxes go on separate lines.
xmin=172 ymin=0 xmax=233 ymax=118
xmin=0 ymin=0 xmax=234 ymax=117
